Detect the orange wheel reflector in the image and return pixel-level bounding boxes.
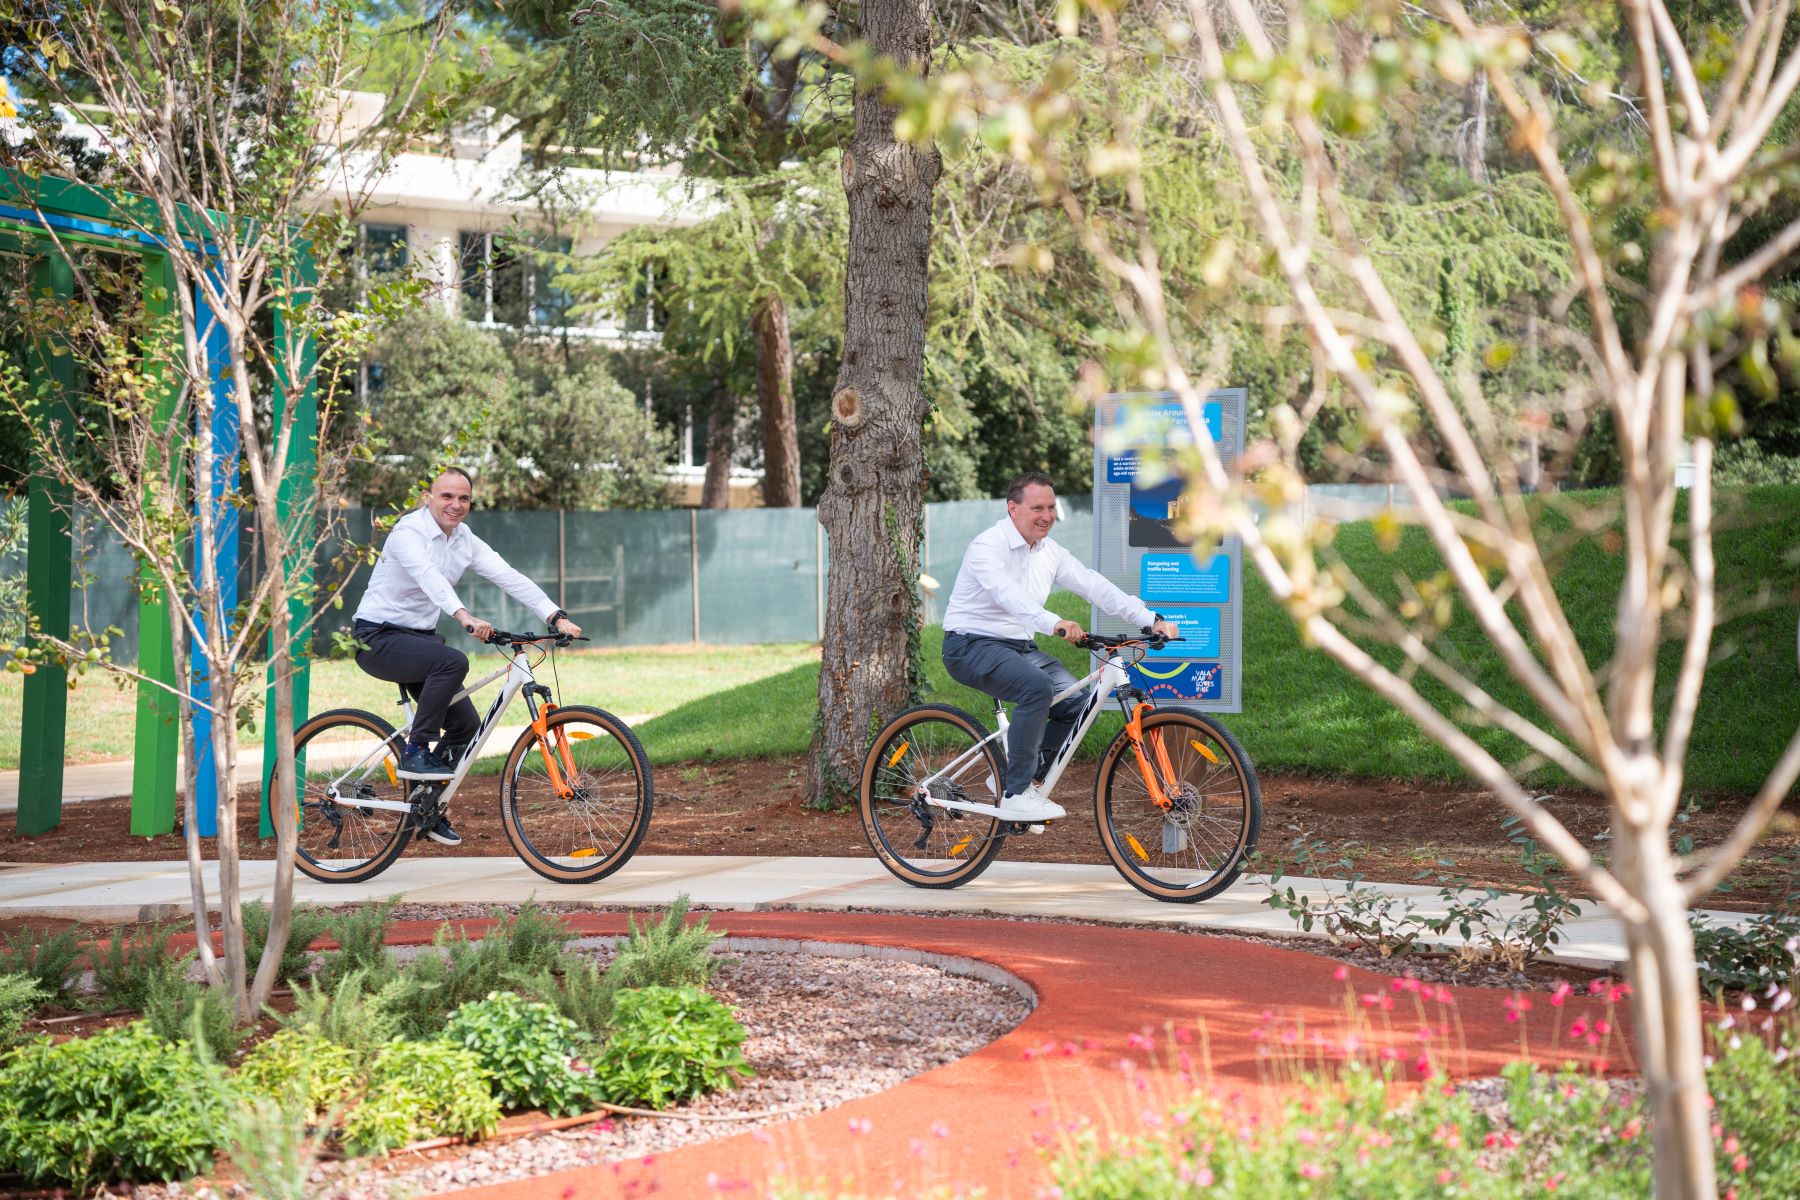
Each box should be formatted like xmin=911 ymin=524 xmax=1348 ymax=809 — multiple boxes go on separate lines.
xmin=1190 ymin=739 xmax=1220 ymax=764
xmin=1126 ymin=834 xmax=1150 ymax=862
xmin=569 ymin=848 xmax=599 ymax=858
xmin=384 ymin=759 xmax=398 ymax=786
xmin=949 ymin=836 xmax=972 ymax=857
xmin=886 ymin=741 xmax=911 ymax=768
xmin=567 ymin=732 xmax=595 ymax=740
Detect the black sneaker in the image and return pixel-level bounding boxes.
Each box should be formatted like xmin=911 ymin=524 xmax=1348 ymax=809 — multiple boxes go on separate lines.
xmin=423 ymin=814 xmax=462 ymax=846
xmin=396 ymin=743 xmax=454 ymax=780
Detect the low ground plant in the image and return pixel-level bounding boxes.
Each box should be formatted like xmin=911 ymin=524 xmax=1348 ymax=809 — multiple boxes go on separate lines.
xmin=443 ymin=990 xmax=597 ymax=1116
xmin=315 ymin=895 xmax=402 ymax=991
xmin=513 ymin=954 xmax=618 ymax=1036
xmin=236 ymin=1028 xmax=360 ymax=1121
xmin=490 ymin=899 xmax=574 ymax=974
xmin=607 ymin=895 xmax=726 ymax=991
xmin=278 ymin=968 xmax=401 ymax=1059
xmin=0 ymin=1022 xmax=220 ymax=1189
xmin=143 ymin=971 xmax=244 ymax=1059
xmin=0 ymin=926 xmax=82 ymax=1002
xmin=342 ymin=1039 xmax=499 ymax=1156
xmin=591 ymin=985 xmax=750 ymax=1109
xmin=87 ymin=921 xmax=191 ymax=1013
xmin=0 ymin=973 xmax=43 ymax=1049
xmin=242 ymin=900 xmax=332 ymax=987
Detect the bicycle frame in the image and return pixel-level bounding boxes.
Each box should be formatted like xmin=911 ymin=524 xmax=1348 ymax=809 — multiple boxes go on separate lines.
xmin=914 ymin=644 xmax=1169 ymax=808
xmin=318 ymin=645 xmax=571 ymax=816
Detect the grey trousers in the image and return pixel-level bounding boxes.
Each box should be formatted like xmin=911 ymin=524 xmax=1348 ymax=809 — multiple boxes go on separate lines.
xmin=942 ymin=631 xmax=1082 ymax=797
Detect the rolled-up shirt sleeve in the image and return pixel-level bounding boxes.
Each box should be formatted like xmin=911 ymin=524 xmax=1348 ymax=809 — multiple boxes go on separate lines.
xmin=467 ymin=535 xmax=560 ymax=623
xmin=965 ymin=539 xmax=1060 ymax=635
xmin=383 ymin=524 xmax=469 ymax=619
xmin=1054 ymin=555 xmax=1155 ymax=628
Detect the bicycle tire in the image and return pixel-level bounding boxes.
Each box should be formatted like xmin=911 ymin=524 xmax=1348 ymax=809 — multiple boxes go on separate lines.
xmin=499 ymin=704 xmax=654 ymax=884
xmin=279 ymin=708 xmax=414 ymax=885
xmin=859 ymin=704 xmax=1008 ymax=889
xmin=1095 ymin=706 xmax=1261 ymax=903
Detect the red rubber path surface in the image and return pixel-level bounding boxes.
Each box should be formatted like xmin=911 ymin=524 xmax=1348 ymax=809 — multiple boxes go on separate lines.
xmin=370 ymin=912 xmax=1632 ymax=1200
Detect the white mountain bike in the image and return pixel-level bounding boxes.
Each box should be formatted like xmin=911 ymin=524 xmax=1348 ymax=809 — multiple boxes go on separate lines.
xmin=859 ymin=631 xmax=1261 ymax=903
xmin=280 ymin=628 xmax=653 ymax=885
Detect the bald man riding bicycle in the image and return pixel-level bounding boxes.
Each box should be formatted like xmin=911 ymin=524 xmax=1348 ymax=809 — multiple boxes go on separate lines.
xmin=351 ymin=467 xmax=582 ymax=846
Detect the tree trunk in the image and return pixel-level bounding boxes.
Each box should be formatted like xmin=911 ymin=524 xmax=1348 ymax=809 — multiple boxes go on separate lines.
xmin=700 ymin=396 xmax=738 ymax=509
xmin=1458 ymin=75 xmax=1489 ymax=184
xmin=753 ymin=293 xmax=802 ymax=507
xmin=807 ymin=0 xmax=942 ymax=805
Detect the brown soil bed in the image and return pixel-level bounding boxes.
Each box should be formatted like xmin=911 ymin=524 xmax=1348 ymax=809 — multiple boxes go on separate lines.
xmin=3 ymin=754 xmax=1795 ymax=911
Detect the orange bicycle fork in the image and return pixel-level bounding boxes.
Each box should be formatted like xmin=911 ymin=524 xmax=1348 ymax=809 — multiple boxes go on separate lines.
xmin=523 ymin=691 xmax=579 ymax=799
xmin=1123 ymin=701 xmax=1179 ymax=810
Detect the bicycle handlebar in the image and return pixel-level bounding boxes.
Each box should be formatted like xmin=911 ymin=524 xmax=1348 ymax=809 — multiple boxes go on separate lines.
xmin=466 ymin=626 xmax=592 ymax=648
xmin=1078 ymin=631 xmax=1184 ymax=652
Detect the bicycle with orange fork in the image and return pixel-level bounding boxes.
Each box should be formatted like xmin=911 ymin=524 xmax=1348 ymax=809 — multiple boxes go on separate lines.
xmin=859 ymin=631 xmax=1260 ymax=902
xmin=281 ymin=628 xmax=652 ymax=885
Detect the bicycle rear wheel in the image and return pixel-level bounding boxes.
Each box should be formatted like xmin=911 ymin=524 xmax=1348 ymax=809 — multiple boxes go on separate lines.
xmin=1095 ymin=707 xmax=1261 ymax=903
xmin=280 ymin=708 xmax=414 ymax=884
xmin=500 ymin=704 xmax=654 ymax=884
xmin=859 ymin=704 xmax=1007 ymax=888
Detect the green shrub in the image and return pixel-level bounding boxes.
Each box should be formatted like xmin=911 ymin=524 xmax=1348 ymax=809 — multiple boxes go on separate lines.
xmin=591 ymin=986 xmax=750 ymax=1110
xmin=88 ymin=921 xmax=191 ymax=1013
xmin=0 ymin=926 xmax=83 ymax=1001
xmin=316 ymin=896 xmax=401 ymax=992
xmin=342 ymin=1039 xmax=499 ymax=1156
xmin=0 ymin=973 xmax=44 ymax=1049
xmin=607 ymin=895 xmax=725 ymax=991
xmin=236 ymin=1029 xmax=360 ymax=1121
xmin=376 ymin=914 xmax=575 ymax=1040
xmin=242 ymin=900 xmax=333 ymax=987
xmin=278 ymin=968 xmax=400 ymax=1059
xmin=492 ymin=899 xmax=575 ymax=974
xmin=143 ymin=972 xmax=244 ymax=1060
xmin=0 ymin=1022 xmax=219 ymax=1189
xmin=1693 ymin=914 xmax=1800 ymax=996
xmin=444 ymin=990 xmax=598 ymax=1116
xmin=513 ymin=954 xmax=618 ymax=1037
xmin=1710 ymin=1016 xmax=1800 ymax=1198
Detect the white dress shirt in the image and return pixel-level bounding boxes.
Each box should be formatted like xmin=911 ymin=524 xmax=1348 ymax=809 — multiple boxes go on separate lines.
xmin=354 ymin=506 xmax=559 ymax=630
xmin=942 ymin=516 xmax=1154 ymax=639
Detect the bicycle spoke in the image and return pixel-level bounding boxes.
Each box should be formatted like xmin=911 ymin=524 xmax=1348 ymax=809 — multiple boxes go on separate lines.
xmin=860 ymin=706 xmax=1007 ymax=888
xmin=504 ymin=708 xmax=651 ymax=883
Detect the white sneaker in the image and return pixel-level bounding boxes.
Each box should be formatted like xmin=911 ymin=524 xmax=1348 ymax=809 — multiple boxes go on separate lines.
xmin=997 ymin=788 xmax=1066 ymax=823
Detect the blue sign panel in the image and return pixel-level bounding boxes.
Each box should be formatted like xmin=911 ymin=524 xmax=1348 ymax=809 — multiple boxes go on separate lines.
xmin=1145 ymin=606 xmax=1220 ymax=659
xmin=1104 ymin=401 xmax=1223 ymax=483
xmin=1126 ymin=660 xmax=1224 ymax=702
xmin=1140 ymin=553 xmax=1230 ymax=604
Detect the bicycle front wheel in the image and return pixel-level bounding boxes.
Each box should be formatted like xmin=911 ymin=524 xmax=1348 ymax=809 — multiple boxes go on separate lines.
xmin=1096 ymin=707 xmax=1261 ymax=903
xmin=500 ymin=704 xmax=654 ymax=884
xmin=281 ymin=708 xmax=414 ymax=884
xmin=860 ymin=705 xmax=1007 ymax=889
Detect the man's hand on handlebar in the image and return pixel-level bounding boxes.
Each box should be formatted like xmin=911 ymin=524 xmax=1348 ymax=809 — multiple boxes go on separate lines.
xmin=1150 ymin=618 xmax=1179 ymax=641
xmin=1053 ymin=619 xmax=1087 ymax=642
xmin=456 ymin=610 xmax=495 ymax=642
xmin=553 ymin=616 xmax=583 ymax=640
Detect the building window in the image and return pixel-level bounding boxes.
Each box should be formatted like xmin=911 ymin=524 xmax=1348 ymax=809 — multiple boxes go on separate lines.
xmin=457 ymin=231 xmax=572 ymax=328
xmin=357 ymin=224 xmax=409 ymax=277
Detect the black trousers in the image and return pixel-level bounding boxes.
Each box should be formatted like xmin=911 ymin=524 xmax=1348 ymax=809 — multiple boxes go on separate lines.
xmin=352 ymin=620 xmax=479 ymax=751
xmin=941 ymin=631 xmax=1083 ymax=796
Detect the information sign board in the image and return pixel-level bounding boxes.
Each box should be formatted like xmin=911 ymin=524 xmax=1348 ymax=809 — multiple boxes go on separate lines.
xmin=1091 ymin=389 xmax=1245 ymax=712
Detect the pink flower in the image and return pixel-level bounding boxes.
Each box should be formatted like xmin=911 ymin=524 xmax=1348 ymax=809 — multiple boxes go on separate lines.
xmin=1195 ymin=1166 xmax=1215 ymax=1187
xmin=847 ymin=1117 xmax=872 ymax=1134
xmin=1732 ymin=1153 xmax=1749 ymax=1174
xmin=931 ymin=1121 xmax=950 ymax=1138
xmin=1127 ymin=1032 xmax=1155 ymax=1052
xmin=1593 ymin=1019 xmax=1611 ymax=1036
xmin=1569 ymin=1019 xmax=1588 ymax=1038
xmin=1299 ymin=1162 xmax=1325 ymax=1179
xmin=1551 ymin=982 xmax=1573 ymax=1007
xmin=1334 ymin=965 xmax=1349 ymax=982
xmin=1438 ymin=1169 xmax=1456 ymax=1186
xmin=1620 ymin=1119 xmax=1642 ymax=1141
xmin=1589 ymin=978 xmax=1607 ymax=996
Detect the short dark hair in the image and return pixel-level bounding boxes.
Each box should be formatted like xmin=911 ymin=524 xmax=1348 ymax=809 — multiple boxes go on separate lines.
xmin=1006 ymin=471 xmax=1056 ymax=504
xmin=433 ymin=466 xmax=474 ymax=489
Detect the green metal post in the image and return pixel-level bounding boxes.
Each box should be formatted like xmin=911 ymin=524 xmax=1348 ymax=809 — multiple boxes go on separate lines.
xmin=130 ymin=252 xmax=182 ymax=835
xmin=16 ymin=252 xmax=76 ymax=835
xmin=261 ymin=253 xmax=316 ymax=838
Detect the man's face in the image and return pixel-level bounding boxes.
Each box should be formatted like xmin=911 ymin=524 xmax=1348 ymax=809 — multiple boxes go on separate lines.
xmin=1007 ymin=483 xmax=1057 ymax=545
xmin=426 ymin=472 xmax=473 ymax=532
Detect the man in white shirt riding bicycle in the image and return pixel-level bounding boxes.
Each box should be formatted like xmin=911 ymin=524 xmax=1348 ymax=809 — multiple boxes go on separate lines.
xmin=351 ymin=467 xmax=582 ymax=846
xmin=941 ymin=471 xmax=1178 ymax=825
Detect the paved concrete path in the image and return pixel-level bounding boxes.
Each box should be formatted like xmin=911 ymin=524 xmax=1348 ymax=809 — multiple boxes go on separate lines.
xmin=387 ymin=910 xmax=1636 ymax=1200
xmin=0 ymin=853 xmax=1755 ymax=967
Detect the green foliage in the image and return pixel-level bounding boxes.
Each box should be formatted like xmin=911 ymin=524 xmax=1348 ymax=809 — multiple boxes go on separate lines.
xmin=0 ymin=973 xmax=44 ymax=1050
xmin=591 ymin=985 xmax=750 ymax=1110
xmin=236 ymin=1029 xmax=361 ymax=1122
xmin=0 ymin=925 xmax=82 ymax=1002
xmin=242 ymin=899 xmax=332 ymax=988
xmin=375 ymin=911 xmax=574 ymax=1040
xmin=0 ymin=498 xmax=25 ymax=644
xmin=514 ymin=954 xmax=619 ymax=1038
xmin=204 ymin=1080 xmax=331 ymax=1200
xmin=278 ymin=968 xmax=402 ymax=1060
xmin=607 ymin=895 xmax=725 ymax=991
xmin=489 ymin=899 xmax=575 ymax=974
xmin=0 ymin=1022 xmax=219 ymax=1189
xmin=443 ymin=990 xmax=598 ymax=1116
xmin=1715 ymin=438 xmax=1800 ymax=487
xmin=316 ymin=895 xmax=402 ymax=992
xmin=1710 ymin=1018 xmax=1800 ymax=1196
xmin=142 ymin=972 xmax=246 ymax=1061
xmin=341 ymin=1039 xmax=500 ymax=1157
xmin=88 ymin=922 xmax=192 ymax=1013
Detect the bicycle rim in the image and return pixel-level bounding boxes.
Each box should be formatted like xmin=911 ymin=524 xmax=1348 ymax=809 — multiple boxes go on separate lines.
xmin=287 ymin=709 xmax=413 ymax=884
xmin=860 ymin=705 xmax=1007 ymax=888
xmin=501 ymin=705 xmax=653 ymax=884
xmin=1097 ymin=709 xmax=1261 ymax=902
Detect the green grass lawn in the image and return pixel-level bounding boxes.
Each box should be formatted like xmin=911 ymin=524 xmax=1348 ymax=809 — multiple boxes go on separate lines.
xmin=0 ymin=642 xmax=819 ymax=769
xmin=635 ymin=485 xmax=1800 ymax=795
